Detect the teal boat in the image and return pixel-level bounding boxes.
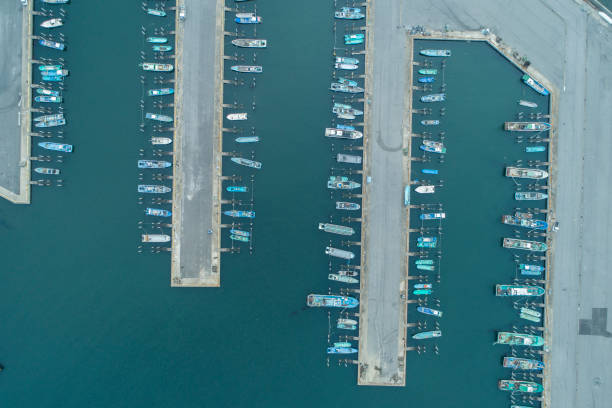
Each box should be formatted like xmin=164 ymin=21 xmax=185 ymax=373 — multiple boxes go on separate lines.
xmin=526 ymin=146 xmax=546 ymax=153
xmin=235 ymin=136 xmax=260 ymax=143
xmin=148 ymin=88 xmax=174 ymax=97
xmin=333 ymin=342 xmax=352 ymax=348
xmin=226 ymin=186 xmax=247 ymax=193
xmin=416 ymin=265 xmax=435 ymax=271
xmin=413 ymin=289 xmax=432 ymax=295
xmin=418 ymin=68 xmax=437 ymax=75
xmin=415 ymin=259 xmax=434 ymax=265
xmin=412 ymin=330 xmax=441 ymax=340
xmin=230 ymin=229 xmax=250 ymax=237
xmin=147 ymin=36 xmax=168 ymax=43
xmin=230 ymin=234 xmax=249 ymax=242
xmin=153 ymin=45 xmax=173 ymax=52
xmin=147 ymin=9 xmax=167 ymax=17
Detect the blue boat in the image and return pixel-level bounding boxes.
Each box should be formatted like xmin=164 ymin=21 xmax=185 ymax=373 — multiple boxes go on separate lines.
xmin=418 ymin=77 xmax=435 ymax=83
xmin=520 ymin=264 xmax=545 ymax=276
xmin=334 ymin=8 xmax=365 ymax=20
xmin=522 ymin=74 xmax=549 ymax=96
xmin=235 ymin=14 xmax=261 ymax=24
xmin=224 ymin=210 xmax=255 ymax=218
xmin=145 ymin=208 xmax=172 ymax=217
xmin=38 ymin=142 xmax=72 ymax=152
xmin=417 ymin=306 xmax=443 ymax=317
xmin=35 ymin=118 xmax=65 ymax=127
xmin=327 ymin=347 xmax=358 ymax=354
xmin=526 ymin=146 xmax=546 ymax=153
xmin=307 ymin=294 xmax=359 ymax=308
xmin=226 ymin=186 xmax=248 ymax=193
xmin=422 ymin=169 xmax=438 ymax=174
xmin=38 ymin=39 xmax=65 ymax=50
xmin=336 ymin=124 xmax=355 ymax=131
xmin=235 ymin=136 xmax=260 ymax=143
xmin=420 ymin=213 xmax=445 ymax=220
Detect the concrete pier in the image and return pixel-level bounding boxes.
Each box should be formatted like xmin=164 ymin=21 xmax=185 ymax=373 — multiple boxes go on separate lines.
xmin=171 ymin=0 xmax=224 ymax=287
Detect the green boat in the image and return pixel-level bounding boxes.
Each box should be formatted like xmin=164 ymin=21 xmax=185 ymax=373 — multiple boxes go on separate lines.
xmin=498 ymin=380 xmax=543 ymax=393
xmin=418 ymin=68 xmax=437 ymax=75
xmin=415 ymin=259 xmax=434 ymax=265
xmin=495 ymin=332 xmax=544 ymax=347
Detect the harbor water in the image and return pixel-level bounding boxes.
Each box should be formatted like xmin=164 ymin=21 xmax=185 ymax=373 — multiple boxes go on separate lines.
xmin=0 ymin=2 xmax=547 ymax=408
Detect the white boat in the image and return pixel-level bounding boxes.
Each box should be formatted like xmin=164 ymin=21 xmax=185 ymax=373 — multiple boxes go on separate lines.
xmin=415 ymin=185 xmax=435 ymax=194
xmin=227 ymin=113 xmax=247 ymax=121
xmin=519 ymin=100 xmax=538 ymax=108
xmin=328 ymin=274 xmax=359 ymax=284
xmin=151 ymin=137 xmax=172 ymax=145
xmin=40 ymin=18 xmax=63 ymax=28
xmin=141 ymin=234 xmax=171 ymax=243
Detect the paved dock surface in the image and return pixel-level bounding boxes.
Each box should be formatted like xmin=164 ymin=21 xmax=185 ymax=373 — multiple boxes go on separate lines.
xmin=386 ymin=0 xmax=612 ymax=404
xmin=171 ymin=0 xmax=223 ymax=287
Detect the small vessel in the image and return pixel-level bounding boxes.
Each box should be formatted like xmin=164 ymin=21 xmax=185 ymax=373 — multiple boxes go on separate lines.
xmin=230 ymin=234 xmax=249 ymax=243
xmin=415 ymin=259 xmax=434 ymax=265
xmin=521 ymin=307 xmax=542 ymax=319
xmin=333 ymin=342 xmax=352 ymax=348
xmin=147 ymin=9 xmax=167 ymax=17
xmin=325 ymin=246 xmax=355 ymax=260
xmin=526 ymin=146 xmax=546 ymax=153
xmin=413 ymin=289 xmax=432 ymax=295
xmin=344 ymin=33 xmax=365 ymax=41
xmin=35 ymin=118 xmax=65 ymax=127
xmin=148 ymin=88 xmax=174 ymax=97
xmin=495 ymin=284 xmax=545 ymax=296
xmin=138 ymin=185 xmax=171 ymax=194
xmin=336 ymin=201 xmax=360 ymax=211
xmin=334 ymin=9 xmax=365 ymax=20
xmin=417 ymin=307 xmax=442 ymax=317
xmin=421 ymin=93 xmax=446 ymax=103
xmin=414 ymin=284 xmax=432 ymax=289
xmin=522 ymin=74 xmax=549 ymax=95
xmin=142 ymin=63 xmax=174 ymax=72
xmin=41 ymin=18 xmax=63 ymax=28
xmin=519 ymin=100 xmax=538 ymax=108
xmin=325 ymin=127 xmax=363 ymax=139
xmin=495 ymin=331 xmax=544 ymax=347
xmin=420 ymin=49 xmax=451 ymax=57
xmin=420 ymin=212 xmax=445 ymax=220
xmin=138 ymin=160 xmax=172 ymax=169
xmin=227 ymin=113 xmax=247 ymax=121
xmin=336 ymin=154 xmax=362 ymax=164
xmin=520 ymin=312 xmax=541 ymax=323
xmin=335 ymin=56 xmax=359 ymax=65
xmin=42 ymin=0 xmax=70 ymax=4
xmin=38 ymin=142 xmax=72 ymax=152
xmin=328 ymin=274 xmax=358 ymax=284
xmin=307 ymin=294 xmax=358 ymax=308
xmin=145 ymin=208 xmax=172 ymax=217
xmin=338 ymin=269 xmax=358 ymax=277
xmin=415 ymin=185 xmax=435 ymax=194
xmin=34 ymin=113 xmax=63 ymax=122
xmin=231 ymin=38 xmax=267 ymax=48
xmin=503 ymin=357 xmax=544 ymax=371
xmin=224 ymin=210 xmax=255 ymax=218
xmin=515 ymin=191 xmax=548 ymax=201
xmin=327 ymin=347 xmax=358 ymax=354
xmin=38 ymin=64 xmax=61 ymax=71
xmin=337 ymin=323 xmax=357 ymax=330
xmin=418 ymin=68 xmax=437 ymax=75
xmin=318 ymin=223 xmax=355 ymax=236
xmin=417 ymin=236 xmax=437 ymax=248
xmin=36 ymin=88 xmax=61 ymax=97
xmin=344 ymin=36 xmax=364 ymax=45
xmin=416 ymin=265 xmax=435 ymax=271
xmin=147 ymin=37 xmax=168 ymax=43
xmin=151 ymin=137 xmax=172 ymax=145
xmin=34 ymin=96 xmax=62 ymax=103
xmin=142 ymin=234 xmax=171 ymax=243
xmin=235 ymin=136 xmax=260 ymax=143
xmin=504 ymin=122 xmax=551 ymax=132
xmin=327 ymin=176 xmax=360 ymax=190
xmin=338 ymin=318 xmax=357 ymax=326
xmin=412 ymin=330 xmax=441 ymax=340
xmin=231 ymin=65 xmax=263 ymax=73
xmin=39 ymin=69 xmax=68 ymax=77
xmin=421 ymin=169 xmax=438 ymax=174
xmin=153 ymin=45 xmax=173 ymax=52
xmin=404 ymin=185 xmax=410 ymax=206
xmin=501 ymin=213 xmax=547 ymax=230
xmin=420 ymin=120 xmax=439 ymax=126
xmin=498 ymin=380 xmax=543 ymax=393
xmin=506 ymin=166 xmax=548 ymax=180
xmin=230 ymin=229 xmax=250 ymax=237
xmin=335 ymin=63 xmax=358 ymax=70
xmin=420 ymin=140 xmax=446 ymax=154
xmin=520 ymin=264 xmax=545 ymax=273
xmin=502 ymin=238 xmax=547 ymax=252
xmin=226 ymin=186 xmax=248 ymax=193
xmin=418 ymin=77 xmax=435 ymax=83
xmin=42 ymin=75 xmax=64 ymax=82
xmin=230 ymin=157 xmax=262 ymax=169
xmin=332 ymin=103 xmax=363 ymax=119
xmin=38 ymin=39 xmax=65 ymax=50
xmin=235 ymin=13 xmax=261 ymax=24
xmin=146 ymin=113 xmax=173 ymax=122
xmin=330 ymin=82 xmax=364 ymax=93
xmin=34 ymin=167 xmax=60 ymax=175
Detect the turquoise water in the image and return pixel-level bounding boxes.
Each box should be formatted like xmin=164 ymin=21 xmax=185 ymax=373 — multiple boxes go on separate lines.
xmin=1 ymin=3 xmax=547 ymax=408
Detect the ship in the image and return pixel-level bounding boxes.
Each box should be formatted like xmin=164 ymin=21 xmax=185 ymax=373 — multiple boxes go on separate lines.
xmin=231 ymin=65 xmax=263 ymax=73
xmin=335 ymin=56 xmax=359 ymax=65
xmin=40 ymin=18 xmax=63 ymax=28
xmin=519 ymin=100 xmax=538 ymax=108
xmin=418 ymin=77 xmax=435 ymax=83
xmin=420 ymin=49 xmax=451 ymax=57
xmin=421 ymin=120 xmax=439 ymax=126
xmin=417 ymin=236 xmax=437 ymax=248
xmin=36 ymin=88 xmax=61 ymax=96
xmin=336 ymin=153 xmax=362 ymax=164
xmin=138 ymin=160 xmax=171 ymax=169
xmin=415 ymin=185 xmax=435 ymax=194
xmin=330 ymin=82 xmax=364 ymax=93
xmin=420 ymin=93 xmax=446 ymax=102
xmin=325 ymin=246 xmax=355 ymax=260
xmin=328 ymin=274 xmax=359 ymax=284
xmin=38 ymin=39 xmax=65 ymax=50
xmin=336 ymin=201 xmax=360 ymax=211
xmin=495 ymin=284 xmax=545 ymax=296
xmin=522 ymin=74 xmax=549 ymax=95
xmin=138 ymin=185 xmax=171 ymax=194
xmin=306 ymin=294 xmax=359 ymax=308
xmin=153 ymin=45 xmax=173 ymax=52
xmin=230 ymin=234 xmax=249 ymax=242
xmin=503 ymin=357 xmax=544 ymax=371
xmin=230 ymin=229 xmax=250 ymax=237
xmin=515 ymin=191 xmax=548 ymax=200
xmin=35 ymin=118 xmax=65 ymax=127
xmin=502 ymin=238 xmax=547 ymax=252
xmin=501 ymin=214 xmax=547 ymax=230
xmin=318 ymin=223 xmax=355 ymax=236
xmin=498 ymin=380 xmax=543 ymax=393
xmin=417 ymin=307 xmax=443 ymax=317
xmin=147 ymin=37 xmax=168 ymax=43
xmin=142 ymin=63 xmax=174 ymax=72
xmin=34 ymin=96 xmax=62 ymax=103
xmin=327 ymin=176 xmax=360 ymax=190
xmin=151 ymin=137 xmax=172 ymax=145
xmin=38 ymin=142 xmax=72 ymax=152
xmin=412 ymin=330 xmax=441 ymax=340
xmin=338 ymin=269 xmax=358 ymax=277
xmin=142 ymin=234 xmax=171 ymax=243
xmin=231 ymin=157 xmax=262 ymax=169
xmin=325 ymin=127 xmax=363 ymax=139
xmin=526 ymin=146 xmax=546 ymax=153
xmin=147 ymin=8 xmax=166 ymax=17
xmin=145 ymin=208 xmax=172 ymax=217
xmin=495 ymin=331 xmax=544 ymax=347
xmin=420 ymin=212 xmax=445 ymax=220
xmin=422 ymin=169 xmax=438 ymax=174
xmin=148 ymin=88 xmax=174 ymax=97
xmin=231 ymin=38 xmax=267 ymax=48
xmin=34 ymin=113 xmax=63 ymax=122
xmin=327 ymin=347 xmax=358 ymax=354
xmin=227 ymin=113 xmax=247 ymax=121
xmin=235 ymin=136 xmax=260 ymax=143
xmin=235 ymin=13 xmax=261 ymax=23
xmin=226 ymin=186 xmax=248 ymax=193
xmin=420 ymin=140 xmax=446 ymax=154
xmin=224 ymin=210 xmax=255 ymax=218
xmin=334 ymin=9 xmax=365 ymax=20
xmin=418 ymin=68 xmax=437 ymax=75
xmin=145 ymin=113 xmax=173 ymax=122
xmin=504 ymin=122 xmax=551 ymax=132
xmin=335 ymin=63 xmax=358 ymax=70
xmin=34 ymin=167 xmax=60 ymax=175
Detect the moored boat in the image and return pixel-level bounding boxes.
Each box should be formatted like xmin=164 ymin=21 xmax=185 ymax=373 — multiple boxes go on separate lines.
xmin=333 ymin=342 xmax=352 ymax=348
xmin=152 ymin=45 xmax=173 ymax=52
xmin=138 ymin=185 xmax=171 ymax=194
xmin=417 ymin=236 xmax=437 ymax=248
xmin=520 ymin=263 xmax=545 ymax=273
xmin=338 ymin=269 xmax=358 ymax=277
xmin=416 ymin=265 xmax=435 ymax=271
xmin=505 ymin=166 xmax=548 ymax=179
xmin=38 ymin=142 xmax=72 ymax=152
xmin=526 ymin=146 xmax=546 ymax=153
xmin=502 ymin=238 xmax=547 ymax=252
xmin=420 ymin=120 xmax=439 ymax=126
xmin=414 ymin=283 xmax=432 ymax=289
xmin=328 ymin=274 xmax=358 ymax=284
xmin=420 ymin=140 xmax=446 ymax=154
xmin=34 ymin=167 xmax=60 ymax=175
xmin=330 ymin=82 xmax=364 ymax=93
xmin=503 ymin=356 xmax=544 ymax=371
xmin=418 ymin=77 xmax=435 ymax=83
xmin=142 ymin=63 xmax=174 ymax=72
xmin=335 ymin=56 xmax=359 ymax=65
xmin=34 ymin=113 xmax=63 ymax=122
xmin=334 ymin=9 xmax=365 ymax=19
xmin=35 ymin=118 xmax=65 ymax=127
xmin=38 ymin=39 xmax=65 ymax=50
xmin=422 ymin=169 xmax=439 ymax=174
xmin=325 ymin=246 xmax=355 ymax=260
xmin=420 ymin=212 xmax=445 ymax=220
xmin=318 ymin=223 xmax=354 ymax=236
xmin=145 ymin=113 xmax=173 ymax=122
xmin=41 ymin=18 xmax=63 ymax=28
xmin=335 ymin=63 xmax=358 ymax=70
xmin=325 ymin=127 xmax=363 ymax=139
xmin=515 ymin=191 xmax=548 ymax=201
xmin=412 ymin=330 xmax=441 ymax=340
xmin=230 ymin=234 xmax=249 ymax=243
xmin=235 ymin=136 xmax=260 ymax=143
xmin=138 ymin=160 xmax=171 ymax=169
xmin=35 ymin=88 xmax=61 ymax=96
xmin=145 ymin=208 xmax=172 ymax=217
xmin=522 ymin=74 xmax=549 ymax=95
xmin=151 ymin=137 xmax=172 ymax=145
xmin=147 ymin=37 xmax=168 ymax=43
xmin=38 ymin=64 xmax=61 ymax=71
xmin=504 ymin=122 xmax=551 ymax=132
xmin=327 ymin=176 xmax=360 ymax=190
xmin=338 ymin=318 xmax=357 ymax=326
xmin=231 ymin=38 xmax=267 ymax=48
xmin=501 ymin=213 xmax=547 ymax=230
xmin=39 ymin=69 xmax=68 ymax=77
xmin=415 ymin=185 xmax=435 ymax=194
xmin=231 ymin=65 xmax=263 ymax=73
xmin=327 ymin=347 xmax=358 ymax=354
xmin=417 ymin=307 xmax=442 ymax=317
xmin=336 ymin=201 xmax=360 ymax=211
xmin=495 ymin=331 xmax=544 ymax=347
xmin=420 ymin=49 xmax=451 ymax=57
xmin=235 ymin=13 xmax=261 ymax=24
xmin=336 ymin=153 xmax=362 ymax=164
xmin=498 ymin=380 xmax=543 ymax=393
xmin=34 ymin=96 xmax=62 ymax=103
xmin=421 ymin=93 xmax=446 ymax=103
xmin=142 ymin=234 xmax=171 ymax=243
xmin=307 ymin=294 xmax=358 ymax=308
xmin=519 ymin=100 xmax=538 ymax=108
xmin=224 ymin=210 xmax=255 ymax=218
xmin=230 ymin=229 xmax=250 ymax=237
xmin=226 ymin=186 xmax=248 ymax=193
xmin=415 ymin=259 xmax=434 ymax=265
xmin=227 ymin=112 xmax=248 ymax=121
xmin=148 ymin=88 xmax=174 ymax=97
xmin=495 ymin=284 xmax=545 ymax=296
xmin=413 ymin=289 xmax=432 ymax=295
xmin=418 ymin=68 xmax=437 ymax=75
xmin=147 ymin=8 xmax=166 ymax=17
xmin=230 ymin=157 xmax=262 ymax=169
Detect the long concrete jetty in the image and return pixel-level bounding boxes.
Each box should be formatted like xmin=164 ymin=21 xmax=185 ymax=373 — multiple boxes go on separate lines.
xmin=171 ymin=0 xmax=224 ymax=287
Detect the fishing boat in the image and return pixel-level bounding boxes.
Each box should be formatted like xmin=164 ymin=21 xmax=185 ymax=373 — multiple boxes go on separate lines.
xmin=498 ymin=380 xmax=543 ymax=393
xmin=230 ymin=234 xmax=249 ymax=243
xmin=338 ymin=318 xmax=357 ymax=326
xmin=42 ymin=0 xmax=69 ymax=4
xmin=504 ymin=122 xmax=551 ymax=132
xmin=325 ymin=127 xmax=363 ymax=139
xmin=34 ymin=96 xmax=62 ymax=103
xmin=318 ymin=223 xmax=354 ymax=236
xmin=153 ymin=45 xmax=173 ymax=52
xmin=335 ymin=57 xmax=359 ymax=65
xmin=415 ymin=259 xmax=434 ymax=265
xmin=334 ymin=9 xmax=365 ymax=20
xmin=330 ymin=82 xmax=364 ymax=93
xmin=145 ymin=208 xmax=172 ymax=217
xmin=142 ymin=63 xmax=174 ymax=72
xmin=39 ymin=69 xmax=68 ymax=77
xmin=421 ymin=169 xmax=438 ymax=174
xmin=495 ymin=331 xmax=544 ymax=347
xmin=421 ymin=120 xmax=439 ymax=126
xmin=502 ymin=238 xmax=547 ymax=252
xmin=520 ymin=264 xmax=545 ymax=273
xmin=226 ymin=186 xmax=248 ymax=193
xmin=36 ymin=88 xmax=60 ymax=97
xmin=526 ymin=146 xmax=546 ymax=153
xmin=147 ymin=37 xmax=168 ymax=43
xmin=325 ymin=246 xmax=355 ymax=260
xmin=231 ymin=65 xmax=263 ymax=73
xmin=418 ymin=68 xmax=437 ymax=75
xmin=412 ymin=330 xmax=441 ymax=340
xmin=41 ymin=18 xmax=63 ymax=28
xmin=138 ymin=185 xmax=171 ymax=194
xmin=148 ymin=88 xmax=174 ymax=97
xmin=420 ymin=49 xmax=451 ymax=57
xmin=327 ymin=347 xmax=358 ymax=354
xmin=42 ymin=75 xmax=64 ymax=82
xmin=404 ymin=186 xmax=410 ymax=206
xmin=38 ymin=39 xmax=65 ymax=50
xmin=520 ymin=308 xmax=542 ymax=323
xmin=336 ymin=201 xmax=360 ymax=211
xmin=142 ymin=234 xmax=171 ymax=243
xmin=230 ymin=229 xmax=250 ymax=238
xmin=145 ymin=113 xmax=173 ymax=122
xmin=34 ymin=167 xmax=60 ymax=175
xmin=231 ymin=38 xmax=267 ymax=48
xmin=413 ymin=289 xmax=432 ymax=295
xmin=415 ymin=185 xmax=435 ymax=194
xmin=327 ymin=176 xmax=360 ymax=190
xmin=328 ymin=274 xmax=358 ymax=284
xmin=344 ymin=33 xmax=365 ymax=41
xmin=421 ymin=93 xmax=446 ymax=102
xmin=333 ymin=342 xmax=352 ymax=348
xmin=418 ymin=77 xmax=435 ymax=83
xmin=515 ymin=192 xmax=548 ymax=200
xmin=338 ymin=269 xmax=358 ymax=277
xmin=416 ymin=265 xmax=435 ymax=271
xmin=501 ymin=213 xmax=547 ymax=230
xmin=38 ymin=142 xmax=72 ymax=152
xmin=224 ymin=210 xmax=255 ymax=218
xmin=335 ymin=63 xmax=358 ymax=70
xmin=235 ymin=13 xmax=261 ymax=23
xmin=35 ymin=118 xmax=65 ymax=127
xmin=414 ymin=283 xmax=432 ymax=289
xmin=420 ymin=140 xmax=446 ymax=154
xmin=522 ymin=74 xmax=549 ymax=95
xmin=344 ymin=37 xmax=364 ymax=45
xmin=307 ymin=294 xmax=358 ymax=308
xmin=519 ymin=100 xmax=538 ymax=108
xmin=417 ymin=236 xmax=437 ymax=248
xmin=227 ymin=113 xmax=247 ymax=121
xmin=34 ymin=113 xmax=63 ymax=122
xmin=230 ymin=157 xmax=262 ymax=169
xmin=138 ymin=160 xmax=171 ymax=169
xmin=235 ymin=136 xmax=260 ymax=143
xmin=337 ymin=323 xmax=356 ymax=330
xmin=420 ymin=212 xmax=445 ymax=220
xmin=332 ymin=103 xmax=363 ymax=118
xmin=38 ymin=64 xmax=61 ymax=71
xmin=417 ymin=307 xmax=443 ymax=317
xmin=147 ymin=9 xmax=166 ymax=17
xmin=503 ymin=357 xmax=544 ymax=371
xmin=495 ymin=284 xmax=545 ymax=296
xmin=336 ymin=154 xmax=362 ymax=164
xmin=151 ymin=137 xmax=172 ymax=145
